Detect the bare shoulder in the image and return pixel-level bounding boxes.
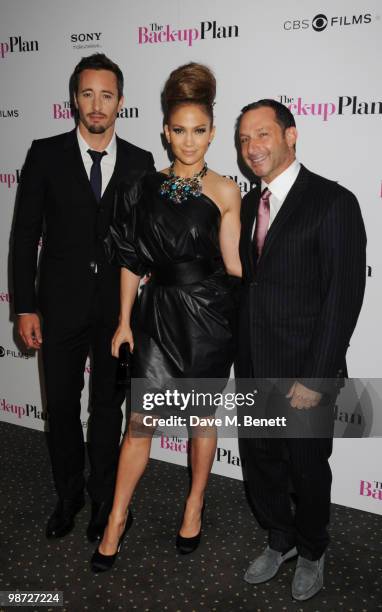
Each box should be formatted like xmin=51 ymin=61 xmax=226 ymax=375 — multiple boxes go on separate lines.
xmin=207 ymin=169 xmax=240 ymax=196
xmin=159 ymin=167 xmax=170 ymax=176
xmin=205 ymin=171 xmax=241 ymax=216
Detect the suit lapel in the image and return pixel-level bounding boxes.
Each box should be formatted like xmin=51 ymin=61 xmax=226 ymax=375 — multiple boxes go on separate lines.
xmin=100 ymin=137 xmax=146 ymax=206
xmin=258 ymin=166 xmax=311 ymax=268
xmin=100 ymin=137 xmax=125 ymax=205
xmin=241 ymin=185 xmax=260 ymax=279
xmin=64 ymin=132 xmax=150 ymax=208
xmin=64 ymin=131 xmax=137 ymax=208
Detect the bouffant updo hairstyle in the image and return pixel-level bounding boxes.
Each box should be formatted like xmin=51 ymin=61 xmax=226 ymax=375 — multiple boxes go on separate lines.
xmin=161 ymin=62 xmax=216 ymax=124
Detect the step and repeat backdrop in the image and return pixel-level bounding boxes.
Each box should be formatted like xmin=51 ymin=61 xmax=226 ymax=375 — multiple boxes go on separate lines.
xmin=1 ymin=0 xmax=381 ymax=514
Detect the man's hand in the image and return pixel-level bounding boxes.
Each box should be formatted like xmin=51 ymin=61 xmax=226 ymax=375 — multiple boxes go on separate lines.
xmin=17 ymin=314 xmax=42 ymax=349
xmin=286 ymin=381 xmax=322 ymax=410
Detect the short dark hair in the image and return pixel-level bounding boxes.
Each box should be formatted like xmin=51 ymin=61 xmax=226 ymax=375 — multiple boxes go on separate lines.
xmin=69 ymin=53 xmax=124 ymax=100
xmin=237 ymin=98 xmax=296 ymax=132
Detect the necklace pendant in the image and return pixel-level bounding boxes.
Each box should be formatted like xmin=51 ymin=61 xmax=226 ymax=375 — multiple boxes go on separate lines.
xmin=160 ymin=163 xmax=208 ymax=203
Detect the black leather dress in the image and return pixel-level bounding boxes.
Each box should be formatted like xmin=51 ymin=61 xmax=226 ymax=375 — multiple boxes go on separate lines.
xmin=106 ymin=172 xmax=238 ymax=403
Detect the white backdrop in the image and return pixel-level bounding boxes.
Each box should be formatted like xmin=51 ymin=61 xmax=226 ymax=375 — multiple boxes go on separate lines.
xmin=1 ymin=0 xmax=381 ymax=515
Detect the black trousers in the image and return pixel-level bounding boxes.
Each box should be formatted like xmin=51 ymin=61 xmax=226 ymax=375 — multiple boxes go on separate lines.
xmin=238 ymin=387 xmax=334 ymax=561
xmin=41 ymin=290 xmax=125 ymax=503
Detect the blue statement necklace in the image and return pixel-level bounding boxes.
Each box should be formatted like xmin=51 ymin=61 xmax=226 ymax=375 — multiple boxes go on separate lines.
xmin=160 ymin=162 xmax=208 ymax=204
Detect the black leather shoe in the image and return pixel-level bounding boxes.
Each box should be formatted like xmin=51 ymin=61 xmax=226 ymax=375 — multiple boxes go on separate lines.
xmin=87 ymin=500 xmax=112 ymax=543
xmin=46 ymin=495 xmax=85 ymax=539
xmin=90 ymin=510 xmax=133 ymax=573
xmin=176 ymin=503 xmax=205 ymax=554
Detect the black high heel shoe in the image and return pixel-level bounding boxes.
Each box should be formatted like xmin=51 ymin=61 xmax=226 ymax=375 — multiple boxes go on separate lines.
xmin=176 ymin=503 xmax=205 ymax=554
xmin=90 ymin=510 xmax=133 ymax=573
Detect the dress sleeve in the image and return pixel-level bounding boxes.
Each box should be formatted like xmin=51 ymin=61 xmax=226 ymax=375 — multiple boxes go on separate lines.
xmin=104 ymin=179 xmax=147 ymax=276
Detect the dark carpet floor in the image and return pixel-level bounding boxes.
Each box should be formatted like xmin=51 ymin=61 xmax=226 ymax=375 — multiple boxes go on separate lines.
xmin=0 ymin=421 xmax=381 ymax=612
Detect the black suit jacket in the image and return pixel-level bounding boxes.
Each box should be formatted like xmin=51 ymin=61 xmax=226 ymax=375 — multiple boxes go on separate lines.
xmin=13 ymin=129 xmax=155 ymax=327
xmin=236 ymin=165 xmax=367 ymax=390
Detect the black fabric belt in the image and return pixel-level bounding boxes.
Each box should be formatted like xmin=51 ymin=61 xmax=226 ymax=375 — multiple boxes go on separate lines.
xmin=151 ymin=258 xmax=219 ymax=286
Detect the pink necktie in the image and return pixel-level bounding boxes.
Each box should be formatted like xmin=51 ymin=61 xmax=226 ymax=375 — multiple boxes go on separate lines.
xmin=254 ymin=188 xmax=271 ymax=260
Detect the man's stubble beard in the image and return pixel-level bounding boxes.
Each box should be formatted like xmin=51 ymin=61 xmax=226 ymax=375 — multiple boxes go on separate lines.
xmin=87 ymin=124 xmax=107 ymax=134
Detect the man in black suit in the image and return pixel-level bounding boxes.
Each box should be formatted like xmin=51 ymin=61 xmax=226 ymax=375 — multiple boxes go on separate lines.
xmin=13 ymin=54 xmax=155 ymax=541
xmin=235 ymin=100 xmax=366 ymax=601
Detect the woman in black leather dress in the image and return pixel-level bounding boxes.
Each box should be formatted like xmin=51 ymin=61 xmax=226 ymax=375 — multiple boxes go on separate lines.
xmin=91 ymin=63 xmax=241 ymax=571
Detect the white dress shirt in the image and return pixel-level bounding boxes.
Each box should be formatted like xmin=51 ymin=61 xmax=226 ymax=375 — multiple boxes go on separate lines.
xmin=252 ymin=159 xmax=301 ymax=237
xmin=76 ymin=127 xmax=117 ymax=196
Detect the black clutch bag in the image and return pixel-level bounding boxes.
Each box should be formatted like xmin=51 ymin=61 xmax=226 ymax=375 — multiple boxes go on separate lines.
xmin=116 ymin=342 xmax=132 ymax=387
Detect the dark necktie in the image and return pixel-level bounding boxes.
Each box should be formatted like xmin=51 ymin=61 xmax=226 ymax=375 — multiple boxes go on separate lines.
xmin=253 ymin=187 xmax=271 ymax=261
xmin=87 ymin=149 xmax=107 ymax=202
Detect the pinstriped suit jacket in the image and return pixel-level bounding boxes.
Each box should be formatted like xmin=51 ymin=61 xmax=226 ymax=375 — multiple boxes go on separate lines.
xmin=236 ymin=165 xmax=367 ymax=390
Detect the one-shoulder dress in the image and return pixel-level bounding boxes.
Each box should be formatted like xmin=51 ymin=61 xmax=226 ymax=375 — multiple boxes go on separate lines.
xmin=106 ymin=172 xmax=239 ymax=410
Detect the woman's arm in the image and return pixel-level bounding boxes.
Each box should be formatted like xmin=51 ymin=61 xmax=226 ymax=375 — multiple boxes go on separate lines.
xmin=111 ymin=268 xmax=141 ymax=357
xmin=218 ymin=180 xmax=242 ymax=277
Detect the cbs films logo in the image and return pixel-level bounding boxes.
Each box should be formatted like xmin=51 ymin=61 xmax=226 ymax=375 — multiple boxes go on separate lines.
xmin=0 ymin=345 xmax=32 ymax=360
xmin=70 ymin=32 xmax=102 ymax=50
xmin=1 ymin=109 xmax=20 ymax=118
xmin=284 ymin=12 xmax=373 ymax=32
xmin=52 ymin=100 xmax=139 ymax=120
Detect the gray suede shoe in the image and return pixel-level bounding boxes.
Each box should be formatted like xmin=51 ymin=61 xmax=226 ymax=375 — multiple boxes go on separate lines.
xmin=291 ymin=554 xmax=325 ymax=601
xmin=244 ymin=545 xmax=298 ymax=584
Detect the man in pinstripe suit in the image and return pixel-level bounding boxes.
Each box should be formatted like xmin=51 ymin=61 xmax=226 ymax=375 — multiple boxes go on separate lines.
xmin=235 ymin=100 xmax=366 ymax=601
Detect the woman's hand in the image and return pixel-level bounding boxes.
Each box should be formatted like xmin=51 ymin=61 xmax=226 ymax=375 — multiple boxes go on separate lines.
xmin=111 ymin=323 xmax=134 ymax=358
